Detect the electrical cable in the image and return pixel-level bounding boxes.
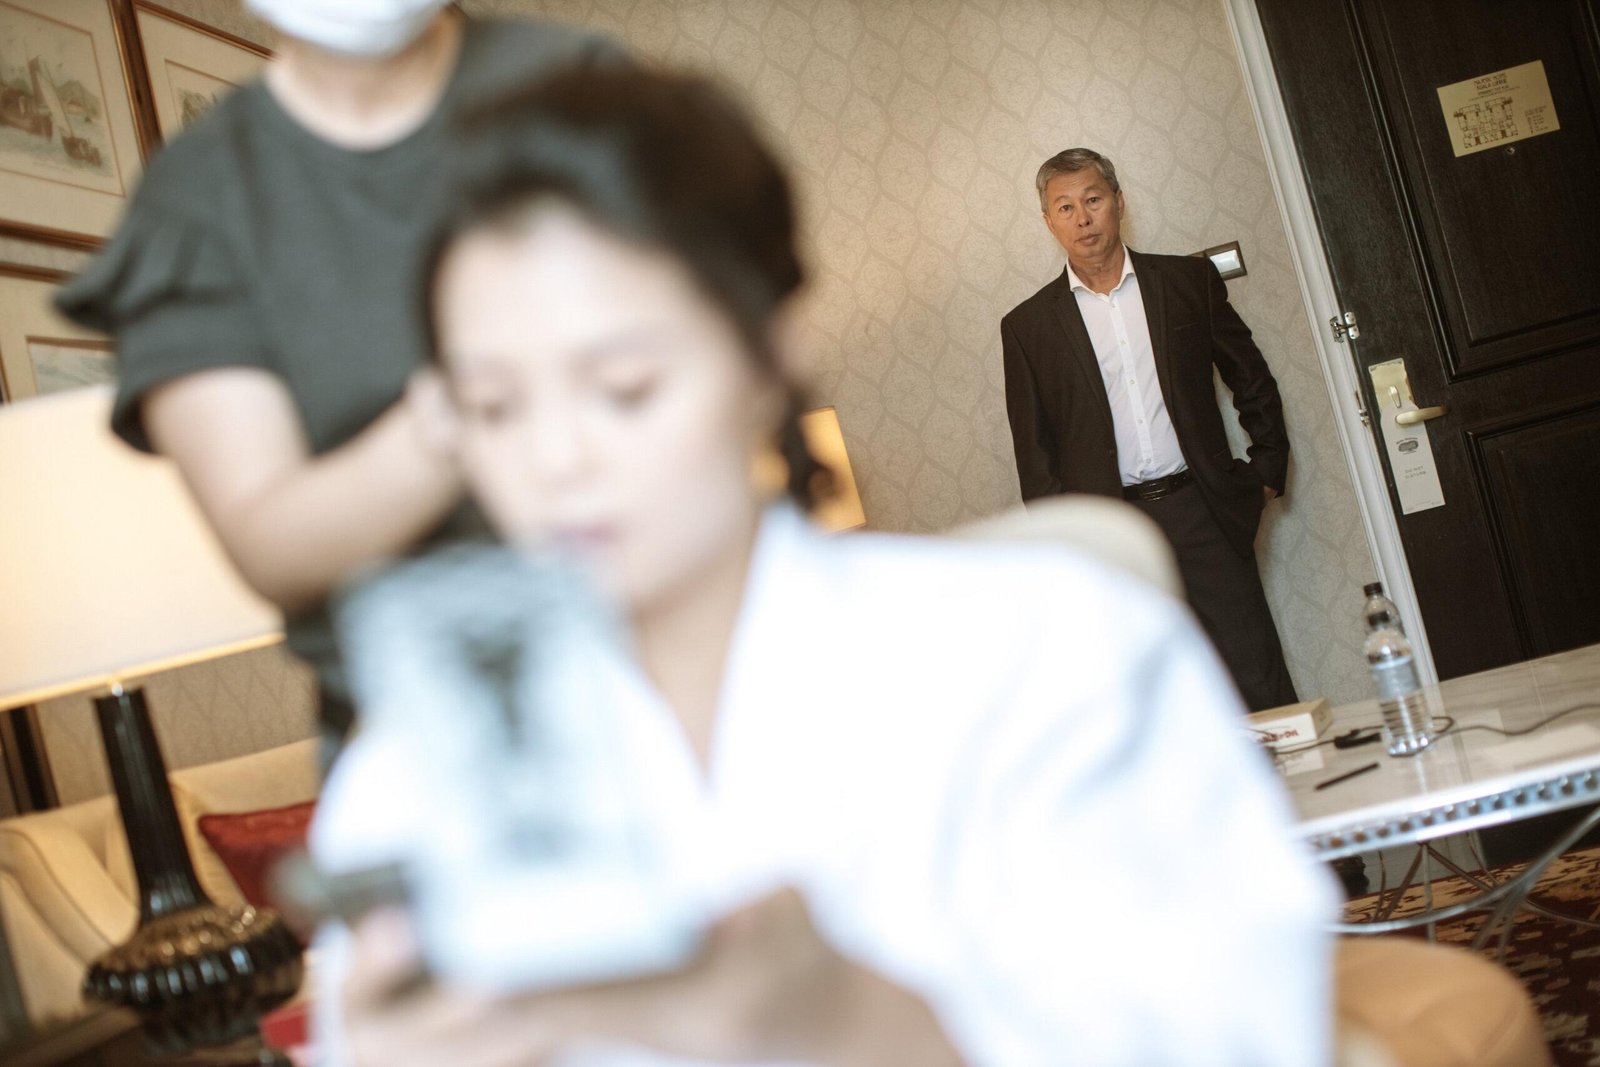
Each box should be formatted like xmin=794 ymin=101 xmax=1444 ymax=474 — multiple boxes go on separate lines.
xmin=1269 ymin=700 xmax=1600 ymax=759
xmin=1439 ymin=700 xmax=1600 ymax=739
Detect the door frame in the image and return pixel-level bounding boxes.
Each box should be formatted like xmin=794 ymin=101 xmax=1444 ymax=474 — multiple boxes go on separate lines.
xmin=1222 ymin=0 xmax=1439 ymax=684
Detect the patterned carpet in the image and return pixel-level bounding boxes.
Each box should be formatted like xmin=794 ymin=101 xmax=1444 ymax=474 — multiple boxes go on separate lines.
xmin=1343 ymin=843 xmax=1600 ymax=1067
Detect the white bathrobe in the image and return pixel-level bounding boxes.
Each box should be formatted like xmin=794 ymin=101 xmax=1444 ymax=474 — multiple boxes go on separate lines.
xmin=309 ymin=506 xmax=1337 ymax=1067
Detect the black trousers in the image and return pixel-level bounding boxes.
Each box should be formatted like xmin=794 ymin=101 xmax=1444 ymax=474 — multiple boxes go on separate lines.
xmin=1129 ymin=482 xmax=1298 ymax=712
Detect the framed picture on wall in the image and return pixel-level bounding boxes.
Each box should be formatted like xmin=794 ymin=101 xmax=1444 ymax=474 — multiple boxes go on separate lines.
xmin=0 ymin=0 xmax=146 ymax=249
xmin=0 ymin=263 xmax=115 ymax=401
xmin=126 ymin=0 xmax=268 ymax=150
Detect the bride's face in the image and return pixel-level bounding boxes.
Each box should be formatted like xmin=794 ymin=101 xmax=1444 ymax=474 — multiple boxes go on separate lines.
xmin=432 ymin=204 xmax=782 ymax=613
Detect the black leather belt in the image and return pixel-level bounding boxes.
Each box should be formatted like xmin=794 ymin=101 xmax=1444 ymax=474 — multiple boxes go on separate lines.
xmin=1122 ymin=470 xmax=1192 ymax=502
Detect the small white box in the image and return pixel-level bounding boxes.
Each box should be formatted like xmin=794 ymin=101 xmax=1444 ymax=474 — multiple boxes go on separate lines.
xmin=1247 ymin=698 xmax=1332 ymax=751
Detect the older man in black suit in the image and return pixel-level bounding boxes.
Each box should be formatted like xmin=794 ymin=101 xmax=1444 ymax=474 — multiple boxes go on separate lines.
xmin=1001 ymin=148 xmax=1297 ymax=711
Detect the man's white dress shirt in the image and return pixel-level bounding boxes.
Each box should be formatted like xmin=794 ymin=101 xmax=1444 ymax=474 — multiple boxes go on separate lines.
xmin=309 ymin=507 xmax=1337 ymax=1067
xmin=1067 ymin=248 xmax=1188 ymax=486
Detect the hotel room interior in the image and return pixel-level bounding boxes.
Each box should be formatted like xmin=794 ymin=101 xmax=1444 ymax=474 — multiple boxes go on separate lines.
xmin=1 ymin=0 xmax=1596 ymax=1064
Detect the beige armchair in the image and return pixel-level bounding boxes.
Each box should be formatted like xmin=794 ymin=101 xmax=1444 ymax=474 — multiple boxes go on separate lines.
xmin=949 ymin=494 xmax=1183 ymax=598
xmin=0 ymin=738 xmax=319 ymax=1030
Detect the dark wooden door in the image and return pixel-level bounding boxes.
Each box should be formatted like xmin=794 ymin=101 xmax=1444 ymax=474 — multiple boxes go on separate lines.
xmin=1255 ymin=0 xmax=1600 ymax=682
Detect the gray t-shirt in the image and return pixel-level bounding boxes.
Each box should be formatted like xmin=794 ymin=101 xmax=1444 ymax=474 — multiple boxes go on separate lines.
xmin=57 ymin=17 xmax=620 ymax=718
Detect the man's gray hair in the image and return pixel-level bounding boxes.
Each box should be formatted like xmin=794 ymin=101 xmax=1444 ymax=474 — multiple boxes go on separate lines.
xmin=1035 ymin=148 xmax=1120 ymax=208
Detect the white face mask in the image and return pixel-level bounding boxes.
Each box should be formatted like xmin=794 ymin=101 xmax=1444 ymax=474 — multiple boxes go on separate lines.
xmin=246 ymin=0 xmax=452 ymax=57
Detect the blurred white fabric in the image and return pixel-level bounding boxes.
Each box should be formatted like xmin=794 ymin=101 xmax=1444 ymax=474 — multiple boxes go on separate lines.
xmin=309 ymin=505 xmax=1336 ymax=1067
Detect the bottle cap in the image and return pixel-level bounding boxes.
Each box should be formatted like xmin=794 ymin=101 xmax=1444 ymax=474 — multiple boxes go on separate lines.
xmin=1362 ymin=582 xmax=1384 ymax=597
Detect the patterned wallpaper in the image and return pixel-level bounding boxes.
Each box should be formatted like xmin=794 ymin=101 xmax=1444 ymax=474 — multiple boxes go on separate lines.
xmin=36 ymin=645 xmax=317 ymax=806
xmin=5 ymin=0 xmax=1381 ymax=808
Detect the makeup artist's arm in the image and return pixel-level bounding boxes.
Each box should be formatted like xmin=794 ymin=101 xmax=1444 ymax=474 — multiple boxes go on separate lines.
xmin=144 ymin=368 xmax=462 ymax=615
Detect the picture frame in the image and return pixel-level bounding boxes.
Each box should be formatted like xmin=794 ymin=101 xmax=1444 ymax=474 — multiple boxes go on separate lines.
xmin=0 ymin=0 xmax=146 ymax=249
xmin=125 ymin=0 xmax=268 ymax=151
xmin=0 ymin=262 xmax=115 ymax=402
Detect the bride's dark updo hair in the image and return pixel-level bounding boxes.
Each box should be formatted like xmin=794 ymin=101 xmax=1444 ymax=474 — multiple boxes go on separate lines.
xmin=420 ymin=64 xmax=829 ymax=508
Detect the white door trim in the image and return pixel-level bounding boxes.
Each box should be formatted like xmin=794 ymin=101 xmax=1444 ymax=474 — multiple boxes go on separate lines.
xmin=1222 ymin=0 xmax=1438 ymax=683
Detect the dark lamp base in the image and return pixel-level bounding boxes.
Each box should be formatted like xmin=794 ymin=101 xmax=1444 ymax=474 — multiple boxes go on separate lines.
xmin=84 ymin=902 xmax=303 ymax=1056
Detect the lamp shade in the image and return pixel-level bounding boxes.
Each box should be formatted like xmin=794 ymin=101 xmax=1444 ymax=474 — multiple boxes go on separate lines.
xmin=0 ymin=387 xmax=282 ymax=709
xmin=798 ymin=406 xmax=866 ymax=532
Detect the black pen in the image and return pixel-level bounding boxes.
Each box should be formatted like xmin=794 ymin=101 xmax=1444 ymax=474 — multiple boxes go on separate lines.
xmin=1314 ymin=761 xmax=1380 ymax=791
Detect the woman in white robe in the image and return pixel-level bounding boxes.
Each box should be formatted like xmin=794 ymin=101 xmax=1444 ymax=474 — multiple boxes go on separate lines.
xmin=309 ymin=64 xmax=1338 ymax=1067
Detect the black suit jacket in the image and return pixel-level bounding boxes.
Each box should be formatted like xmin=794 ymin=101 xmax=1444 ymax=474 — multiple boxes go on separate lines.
xmin=1001 ymin=249 xmax=1289 ymax=557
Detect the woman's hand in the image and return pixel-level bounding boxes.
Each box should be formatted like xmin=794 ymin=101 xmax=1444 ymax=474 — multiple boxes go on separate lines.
xmin=338 ymin=890 xmax=965 ymax=1067
xmin=341 ymin=906 xmax=559 ymax=1067
xmin=513 ymin=888 xmax=966 ymax=1067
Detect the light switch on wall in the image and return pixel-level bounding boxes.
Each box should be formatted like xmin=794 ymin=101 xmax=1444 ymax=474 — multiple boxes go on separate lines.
xmin=1194 ymin=240 xmax=1246 ymax=279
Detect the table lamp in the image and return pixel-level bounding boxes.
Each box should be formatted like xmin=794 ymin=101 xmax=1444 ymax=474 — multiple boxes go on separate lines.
xmin=0 ymin=387 xmax=302 ymax=1054
xmin=799 ymin=406 xmax=866 ymax=532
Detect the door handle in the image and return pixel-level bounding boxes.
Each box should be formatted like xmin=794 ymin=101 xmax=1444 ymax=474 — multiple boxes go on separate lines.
xmin=1396 ymin=405 xmax=1447 ymax=426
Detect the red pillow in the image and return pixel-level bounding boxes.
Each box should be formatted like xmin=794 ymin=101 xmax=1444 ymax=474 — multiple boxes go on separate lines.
xmin=197 ymin=800 xmax=316 ymax=910
xmin=261 ymin=998 xmax=311 ymax=1057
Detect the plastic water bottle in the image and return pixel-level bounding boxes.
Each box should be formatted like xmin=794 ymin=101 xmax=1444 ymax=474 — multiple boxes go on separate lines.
xmin=1362 ymin=582 xmax=1399 ymax=630
xmin=1362 ymin=582 xmax=1433 ymax=755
